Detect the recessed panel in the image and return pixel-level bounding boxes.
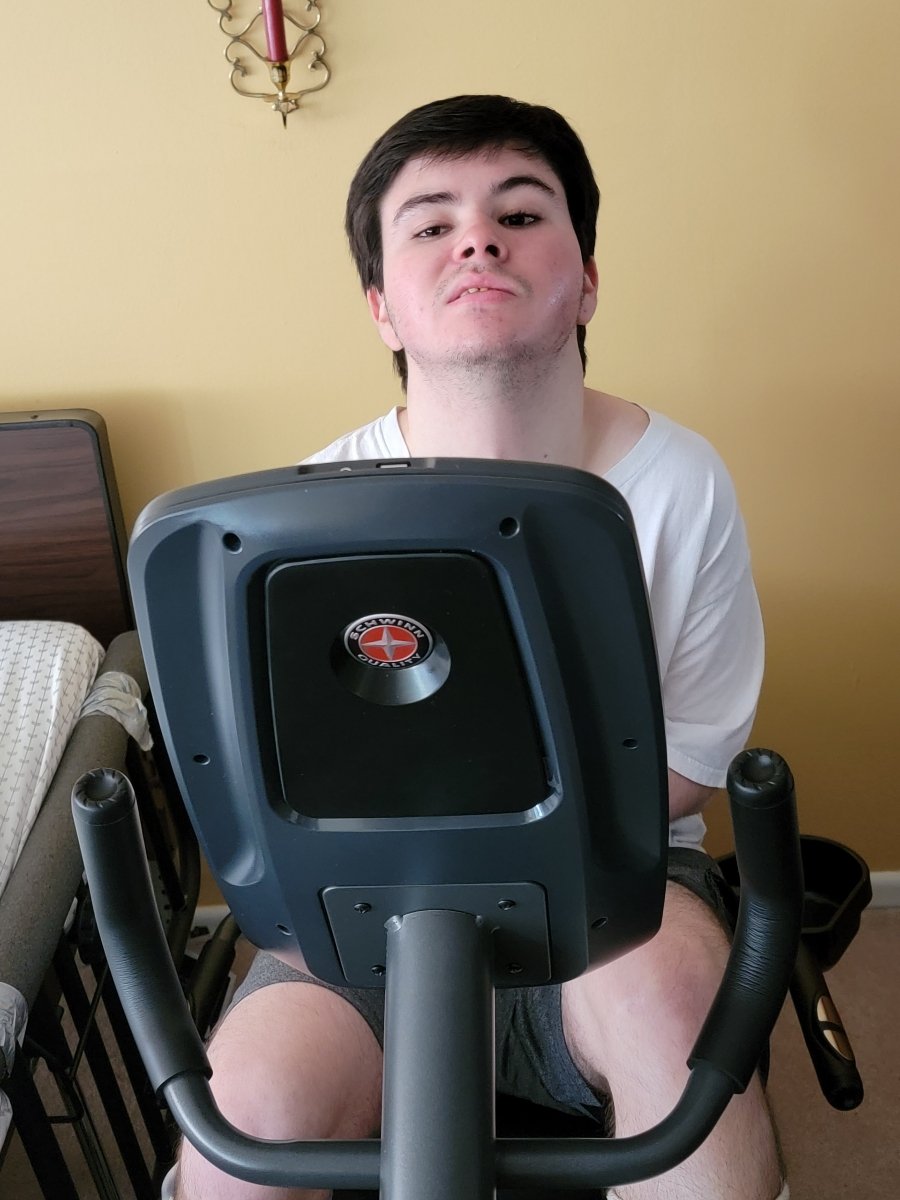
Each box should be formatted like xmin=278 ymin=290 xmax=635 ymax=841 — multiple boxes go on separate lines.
xmin=265 ymin=553 xmax=548 ymax=820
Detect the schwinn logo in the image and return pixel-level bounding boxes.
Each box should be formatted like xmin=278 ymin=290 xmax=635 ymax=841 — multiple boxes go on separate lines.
xmin=343 ymin=614 xmax=434 ymax=670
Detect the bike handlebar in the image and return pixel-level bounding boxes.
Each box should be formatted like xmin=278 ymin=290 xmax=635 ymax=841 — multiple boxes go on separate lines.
xmin=72 ymin=746 xmax=803 ymax=1190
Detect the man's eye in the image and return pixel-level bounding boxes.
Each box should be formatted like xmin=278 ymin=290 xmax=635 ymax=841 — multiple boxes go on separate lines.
xmin=500 ymin=212 xmax=539 ymax=227
xmin=415 ymin=224 xmax=446 ymax=239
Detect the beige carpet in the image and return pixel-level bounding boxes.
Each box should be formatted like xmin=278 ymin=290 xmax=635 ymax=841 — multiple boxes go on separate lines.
xmin=3 ymin=908 xmax=897 ymax=1198
xmin=767 ymin=906 xmax=900 ymax=1199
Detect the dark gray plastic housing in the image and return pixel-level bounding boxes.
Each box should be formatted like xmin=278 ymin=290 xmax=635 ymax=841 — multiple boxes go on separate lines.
xmin=128 ymin=458 xmax=669 ymax=986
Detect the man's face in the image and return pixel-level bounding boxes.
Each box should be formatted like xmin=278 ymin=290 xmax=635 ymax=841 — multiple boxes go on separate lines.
xmin=368 ymin=147 xmax=598 ymax=378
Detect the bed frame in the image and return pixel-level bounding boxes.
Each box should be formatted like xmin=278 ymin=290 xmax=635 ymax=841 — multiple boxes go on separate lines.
xmin=0 ymin=410 xmax=131 ymax=645
xmin=0 ymin=410 xmax=195 ymax=1200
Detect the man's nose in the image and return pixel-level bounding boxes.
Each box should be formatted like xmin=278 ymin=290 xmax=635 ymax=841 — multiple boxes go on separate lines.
xmin=453 ymin=220 xmax=509 ymax=262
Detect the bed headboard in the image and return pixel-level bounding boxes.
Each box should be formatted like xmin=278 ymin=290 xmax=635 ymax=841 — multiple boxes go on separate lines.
xmin=0 ymin=409 xmax=132 ymax=648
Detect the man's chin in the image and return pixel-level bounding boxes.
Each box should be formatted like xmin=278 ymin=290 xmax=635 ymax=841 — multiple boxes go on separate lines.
xmin=439 ymin=341 xmax=538 ymax=370
xmin=405 ymin=336 xmax=570 ymax=385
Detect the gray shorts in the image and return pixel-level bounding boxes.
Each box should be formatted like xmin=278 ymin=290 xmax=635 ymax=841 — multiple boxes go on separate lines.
xmin=229 ymin=848 xmax=735 ymax=1130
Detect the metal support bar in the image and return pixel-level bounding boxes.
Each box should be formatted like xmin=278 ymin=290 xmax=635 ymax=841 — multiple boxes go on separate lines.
xmin=25 ymin=982 xmax=120 ymax=1200
xmin=91 ymin=963 xmax=176 ymax=1165
xmin=54 ymin=943 xmax=156 ymax=1200
xmin=3 ymin=1047 xmax=81 ymax=1200
xmin=381 ymin=908 xmax=495 ymax=1200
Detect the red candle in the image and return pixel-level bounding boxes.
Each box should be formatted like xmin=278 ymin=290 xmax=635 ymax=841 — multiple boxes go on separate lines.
xmin=262 ymin=0 xmax=289 ymax=63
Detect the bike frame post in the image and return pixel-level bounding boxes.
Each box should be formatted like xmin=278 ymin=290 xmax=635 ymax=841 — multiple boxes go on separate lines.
xmin=381 ymin=908 xmax=495 ymax=1200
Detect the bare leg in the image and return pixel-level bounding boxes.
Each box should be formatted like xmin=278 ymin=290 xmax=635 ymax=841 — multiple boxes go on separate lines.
xmin=562 ymin=882 xmax=784 ymax=1200
xmin=175 ymin=981 xmax=383 ymax=1200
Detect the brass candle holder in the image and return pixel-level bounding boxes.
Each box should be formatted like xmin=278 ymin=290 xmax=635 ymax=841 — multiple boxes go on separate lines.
xmin=208 ymin=1 xmax=330 ymax=125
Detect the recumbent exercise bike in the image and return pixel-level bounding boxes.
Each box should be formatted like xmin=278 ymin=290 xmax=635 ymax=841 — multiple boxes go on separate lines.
xmin=73 ymin=457 xmax=868 ymax=1198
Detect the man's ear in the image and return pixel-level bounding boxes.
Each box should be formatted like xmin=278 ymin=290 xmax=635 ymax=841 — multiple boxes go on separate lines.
xmin=366 ymin=286 xmax=404 ymax=352
xmin=578 ymin=258 xmax=599 ymax=326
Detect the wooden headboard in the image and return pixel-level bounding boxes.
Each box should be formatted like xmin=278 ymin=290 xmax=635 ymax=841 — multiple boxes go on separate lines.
xmin=0 ymin=410 xmax=133 ymax=647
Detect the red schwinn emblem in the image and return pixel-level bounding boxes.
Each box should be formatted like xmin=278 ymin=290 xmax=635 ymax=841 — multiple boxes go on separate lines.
xmin=343 ymin=614 xmax=433 ymax=670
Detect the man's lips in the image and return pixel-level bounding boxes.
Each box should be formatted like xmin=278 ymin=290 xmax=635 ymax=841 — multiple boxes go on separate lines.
xmin=447 ymin=279 xmax=517 ymax=304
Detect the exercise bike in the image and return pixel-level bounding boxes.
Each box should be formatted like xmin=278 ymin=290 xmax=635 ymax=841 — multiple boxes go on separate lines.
xmin=72 ymin=458 xmax=867 ymax=1198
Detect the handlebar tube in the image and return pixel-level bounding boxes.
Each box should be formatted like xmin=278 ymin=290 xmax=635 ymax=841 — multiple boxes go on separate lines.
xmin=72 ymin=746 xmax=802 ymax=1191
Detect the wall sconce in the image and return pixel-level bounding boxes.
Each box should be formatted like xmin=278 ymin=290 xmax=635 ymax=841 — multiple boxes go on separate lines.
xmin=208 ymin=1 xmax=330 ymax=125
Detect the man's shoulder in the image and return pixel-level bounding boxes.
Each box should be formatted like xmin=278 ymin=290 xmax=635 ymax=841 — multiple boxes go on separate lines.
xmin=608 ymin=409 xmax=736 ymax=508
xmin=605 ymin=409 xmax=744 ymax=570
xmin=302 ymin=408 xmax=405 ymax=465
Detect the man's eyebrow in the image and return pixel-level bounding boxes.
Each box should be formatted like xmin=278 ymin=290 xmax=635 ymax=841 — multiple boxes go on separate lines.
xmin=391 ymin=191 xmax=456 ymax=226
xmin=491 ymin=174 xmax=558 ymax=200
xmin=391 ymin=175 xmax=559 ymax=226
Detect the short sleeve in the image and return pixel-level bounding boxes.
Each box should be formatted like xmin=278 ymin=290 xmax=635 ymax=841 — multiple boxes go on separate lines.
xmin=663 ymin=561 xmax=764 ymax=787
xmin=610 ymin=413 xmax=766 ymax=796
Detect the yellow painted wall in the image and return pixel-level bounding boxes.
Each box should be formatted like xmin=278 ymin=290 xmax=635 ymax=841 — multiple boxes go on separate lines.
xmin=3 ymin=2 xmax=898 ymax=866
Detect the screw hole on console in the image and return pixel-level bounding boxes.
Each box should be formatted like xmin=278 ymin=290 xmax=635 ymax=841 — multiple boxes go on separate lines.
xmin=223 ymin=532 xmax=242 ymax=553
xmin=276 ymin=923 xmax=291 ymax=936
xmin=622 ymin=738 xmax=638 ymax=750
xmin=499 ymin=517 xmax=519 ymax=537
xmin=193 ymin=753 xmax=210 ymax=765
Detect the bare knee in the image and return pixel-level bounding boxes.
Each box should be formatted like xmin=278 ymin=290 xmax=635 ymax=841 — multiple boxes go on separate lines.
xmin=561 ymin=884 xmax=783 ymax=1193
xmin=176 ymin=981 xmax=382 ymax=1198
xmin=563 ymin=883 xmax=730 ymax=1074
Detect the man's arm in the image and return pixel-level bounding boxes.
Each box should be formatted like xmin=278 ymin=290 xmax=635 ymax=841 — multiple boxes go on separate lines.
xmin=668 ymin=768 xmax=715 ymax=823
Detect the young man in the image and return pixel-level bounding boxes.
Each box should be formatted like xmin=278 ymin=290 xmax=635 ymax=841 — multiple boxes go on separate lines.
xmin=175 ymin=96 xmax=786 ymax=1200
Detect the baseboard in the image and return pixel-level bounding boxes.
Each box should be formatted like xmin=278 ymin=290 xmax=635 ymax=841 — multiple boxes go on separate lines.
xmin=870 ymin=871 xmax=900 ymax=908
xmin=192 ymin=903 xmax=230 ymax=933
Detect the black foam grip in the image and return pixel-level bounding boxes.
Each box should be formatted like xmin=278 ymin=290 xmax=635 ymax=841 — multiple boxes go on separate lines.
xmin=790 ymin=940 xmax=863 ymax=1110
xmin=689 ymin=749 xmax=804 ymax=1090
xmin=71 ymin=768 xmax=210 ymax=1093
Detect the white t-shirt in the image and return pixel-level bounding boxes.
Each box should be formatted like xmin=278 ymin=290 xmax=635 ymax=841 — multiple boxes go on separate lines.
xmin=304 ymin=407 xmax=764 ymax=850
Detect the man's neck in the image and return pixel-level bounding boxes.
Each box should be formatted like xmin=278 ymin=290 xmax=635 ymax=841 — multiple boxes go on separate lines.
xmin=398 ymin=354 xmax=588 ymax=469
